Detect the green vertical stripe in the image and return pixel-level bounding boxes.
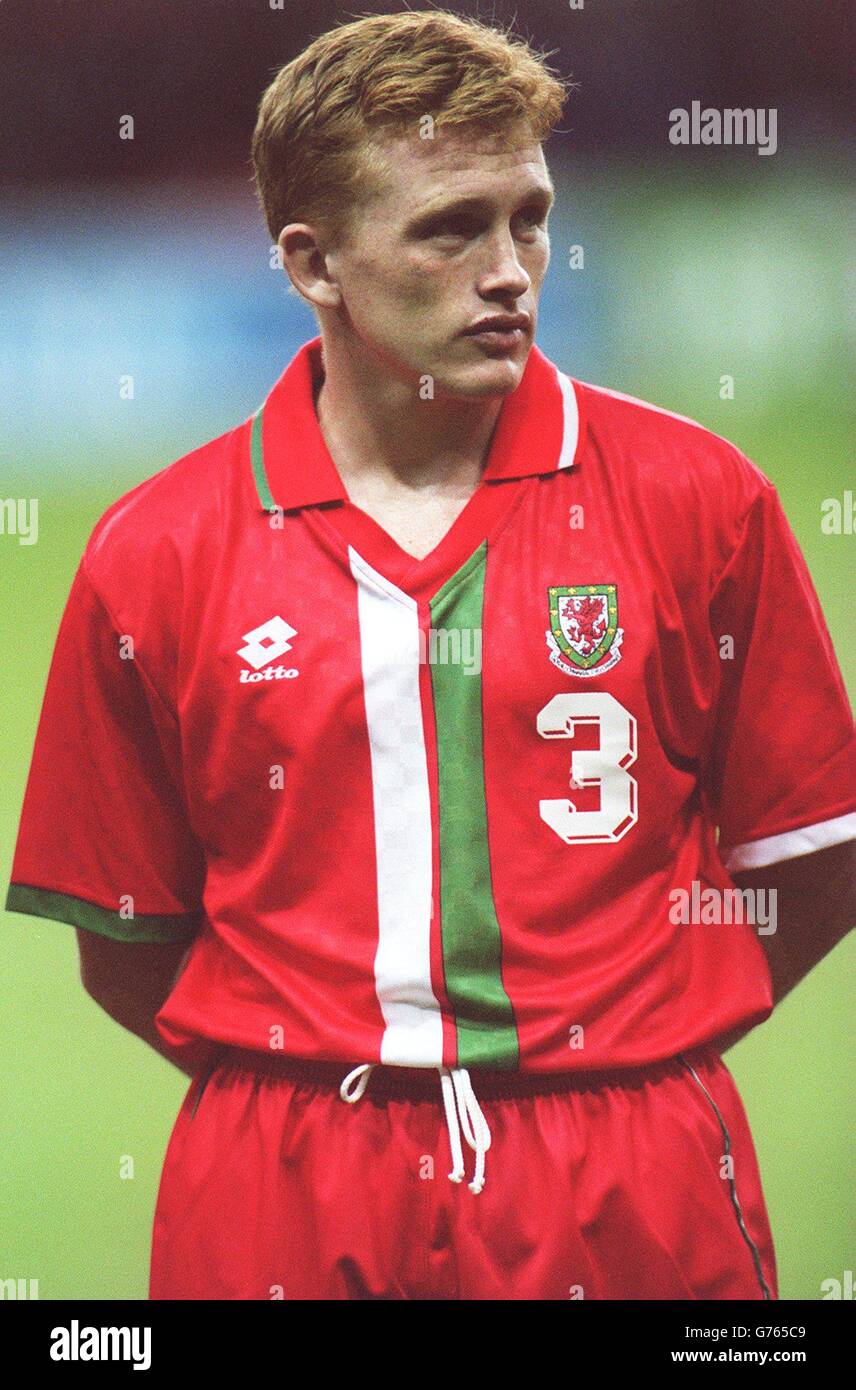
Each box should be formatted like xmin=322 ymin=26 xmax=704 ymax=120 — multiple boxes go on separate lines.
xmin=250 ymin=406 xmax=276 ymax=511
xmin=430 ymin=543 xmax=519 ymax=1069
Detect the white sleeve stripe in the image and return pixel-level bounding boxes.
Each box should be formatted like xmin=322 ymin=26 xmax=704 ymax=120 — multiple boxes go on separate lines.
xmin=722 ymin=811 xmax=856 ymax=872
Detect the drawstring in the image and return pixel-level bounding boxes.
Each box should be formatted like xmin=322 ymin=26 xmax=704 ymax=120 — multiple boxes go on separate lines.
xmin=340 ymin=1062 xmax=375 ymax=1103
xmin=440 ymin=1067 xmax=492 ymax=1193
xmin=339 ymin=1063 xmax=492 ymax=1194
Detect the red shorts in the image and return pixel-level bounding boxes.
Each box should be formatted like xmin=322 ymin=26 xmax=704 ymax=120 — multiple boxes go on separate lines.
xmin=149 ymin=1044 xmax=778 ymax=1301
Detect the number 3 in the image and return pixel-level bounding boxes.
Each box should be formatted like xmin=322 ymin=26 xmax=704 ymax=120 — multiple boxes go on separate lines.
xmin=537 ymin=691 xmax=638 ymax=843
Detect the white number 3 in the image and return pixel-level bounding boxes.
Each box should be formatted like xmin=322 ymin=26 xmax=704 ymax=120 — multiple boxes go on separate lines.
xmin=537 ymin=692 xmax=638 ymax=843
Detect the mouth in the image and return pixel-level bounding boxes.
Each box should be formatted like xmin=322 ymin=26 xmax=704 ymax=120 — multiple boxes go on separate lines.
xmin=461 ymin=316 xmax=530 ymax=353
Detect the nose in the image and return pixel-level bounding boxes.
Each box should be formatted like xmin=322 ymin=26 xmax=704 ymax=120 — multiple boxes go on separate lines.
xmin=477 ymin=230 xmax=531 ymax=301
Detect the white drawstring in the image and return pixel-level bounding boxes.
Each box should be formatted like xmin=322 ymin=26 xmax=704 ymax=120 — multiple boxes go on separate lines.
xmin=440 ymin=1069 xmax=467 ymax=1183
xmin=444 ymin=1066 xmax=492 ymax=1193
xmin=339 ymin=1063 xmax=492 ymax=1194
xmin=340 ymin=1062 xmax=376 ymax=1102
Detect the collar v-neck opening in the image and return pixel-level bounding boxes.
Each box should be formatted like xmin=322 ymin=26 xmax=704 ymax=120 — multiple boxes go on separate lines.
xmin=308 ymin=475 xmax=528 ymax=604
xmin=253 ymin=335 xmax=585 ymax=600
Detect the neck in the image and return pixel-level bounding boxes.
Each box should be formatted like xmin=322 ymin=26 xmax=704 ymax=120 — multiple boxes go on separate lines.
xmin=314 ymin=325 xmax=504 ymax=495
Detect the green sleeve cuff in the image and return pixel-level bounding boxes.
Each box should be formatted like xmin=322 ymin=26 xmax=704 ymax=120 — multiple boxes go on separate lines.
xmin=4 ymin=882 xmax=201 ymax=944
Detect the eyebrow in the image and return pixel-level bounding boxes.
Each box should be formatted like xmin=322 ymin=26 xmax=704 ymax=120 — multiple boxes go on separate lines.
xmin=405 ymin=184 xmax=555 ymax=234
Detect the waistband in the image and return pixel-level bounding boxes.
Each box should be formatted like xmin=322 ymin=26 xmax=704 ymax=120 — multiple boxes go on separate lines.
xmin=204 ymin=1043 xmax=723 ymax=1101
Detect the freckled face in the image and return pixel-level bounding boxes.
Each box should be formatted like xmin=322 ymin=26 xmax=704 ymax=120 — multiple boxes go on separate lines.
xmin=325 ymin=123 xmax=554 ymax=399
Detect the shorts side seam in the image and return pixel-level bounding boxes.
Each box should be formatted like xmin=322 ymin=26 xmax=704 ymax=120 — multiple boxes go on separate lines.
xmin=677 ymin=1053 xmax=773 ymax=1300
xmin=188 ymin=1050 xmax=226 ymax=1121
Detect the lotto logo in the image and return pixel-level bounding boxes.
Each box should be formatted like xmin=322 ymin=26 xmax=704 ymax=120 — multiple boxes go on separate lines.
xmin=237 ymin=616 xmax=297 ymax=671
xmin=239 ymin=665 xmax=298 ymax=684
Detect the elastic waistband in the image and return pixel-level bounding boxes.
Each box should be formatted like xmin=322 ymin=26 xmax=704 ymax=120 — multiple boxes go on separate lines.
xmin=203 ymin=1044 xmax=723 ymax=1101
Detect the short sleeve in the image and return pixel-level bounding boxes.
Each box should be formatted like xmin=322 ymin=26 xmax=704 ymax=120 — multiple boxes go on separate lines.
xmin=5 ymin=559 xmax=206 ymax=942
xmin=702 ymin=481 xmax=856 ymax=873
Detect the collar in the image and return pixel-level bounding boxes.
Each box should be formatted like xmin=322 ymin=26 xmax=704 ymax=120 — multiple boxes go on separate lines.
xmin=249 ymin=335 xmax=584 ymax=512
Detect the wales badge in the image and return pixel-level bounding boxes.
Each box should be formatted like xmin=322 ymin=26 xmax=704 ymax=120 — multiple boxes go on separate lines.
xmin=546 ymin=584 xmax=624 ymax=678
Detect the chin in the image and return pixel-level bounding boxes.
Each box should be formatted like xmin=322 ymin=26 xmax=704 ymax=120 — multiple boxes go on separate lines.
xmin=435 ymin=354 xmax=528 ymax=400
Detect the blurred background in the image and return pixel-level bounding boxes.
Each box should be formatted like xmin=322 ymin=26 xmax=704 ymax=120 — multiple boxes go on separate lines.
xmin=1 ymin=0 xmax=853 ymax=1299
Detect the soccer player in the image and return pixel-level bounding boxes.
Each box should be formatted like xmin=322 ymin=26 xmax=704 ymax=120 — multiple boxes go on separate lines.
xmin=6 ymin=11 xmax=855 ymax=1300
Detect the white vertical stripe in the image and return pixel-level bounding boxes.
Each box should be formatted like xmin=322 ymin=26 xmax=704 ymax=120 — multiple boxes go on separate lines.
xmin=350 ymin=547 xmax=443 ymax=1066
xmin=556 ymin=371 xmax=580 ymax=470
xmin=722 ymin=810 xmax=856 ymax=872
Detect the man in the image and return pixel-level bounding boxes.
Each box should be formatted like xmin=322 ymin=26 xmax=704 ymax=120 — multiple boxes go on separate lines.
xmin=6 ymin=11 xmax=854 ymax=1300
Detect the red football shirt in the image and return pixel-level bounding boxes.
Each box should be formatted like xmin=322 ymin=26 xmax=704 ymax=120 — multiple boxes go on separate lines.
xmin=6 ymin=337 xmax=855 ymax=1073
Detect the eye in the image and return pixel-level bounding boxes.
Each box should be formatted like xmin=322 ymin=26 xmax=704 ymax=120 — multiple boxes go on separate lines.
xmin=427 ymin=214 xmax=480 ymax=240
xmin=515 ymin=204 xmax=548 ymax=232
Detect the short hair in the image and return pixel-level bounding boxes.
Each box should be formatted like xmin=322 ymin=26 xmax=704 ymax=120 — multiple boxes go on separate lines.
xmin=251 ymin=9 xmax=568 ymax=247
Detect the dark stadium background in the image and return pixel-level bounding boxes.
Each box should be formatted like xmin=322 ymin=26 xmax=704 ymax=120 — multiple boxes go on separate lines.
xmin=1 ymin=0 xmax=852 ymax=1298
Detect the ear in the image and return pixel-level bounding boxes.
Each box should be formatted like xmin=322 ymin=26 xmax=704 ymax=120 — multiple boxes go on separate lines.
xmin=277 ymin=223 xmax=342 ymax=310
